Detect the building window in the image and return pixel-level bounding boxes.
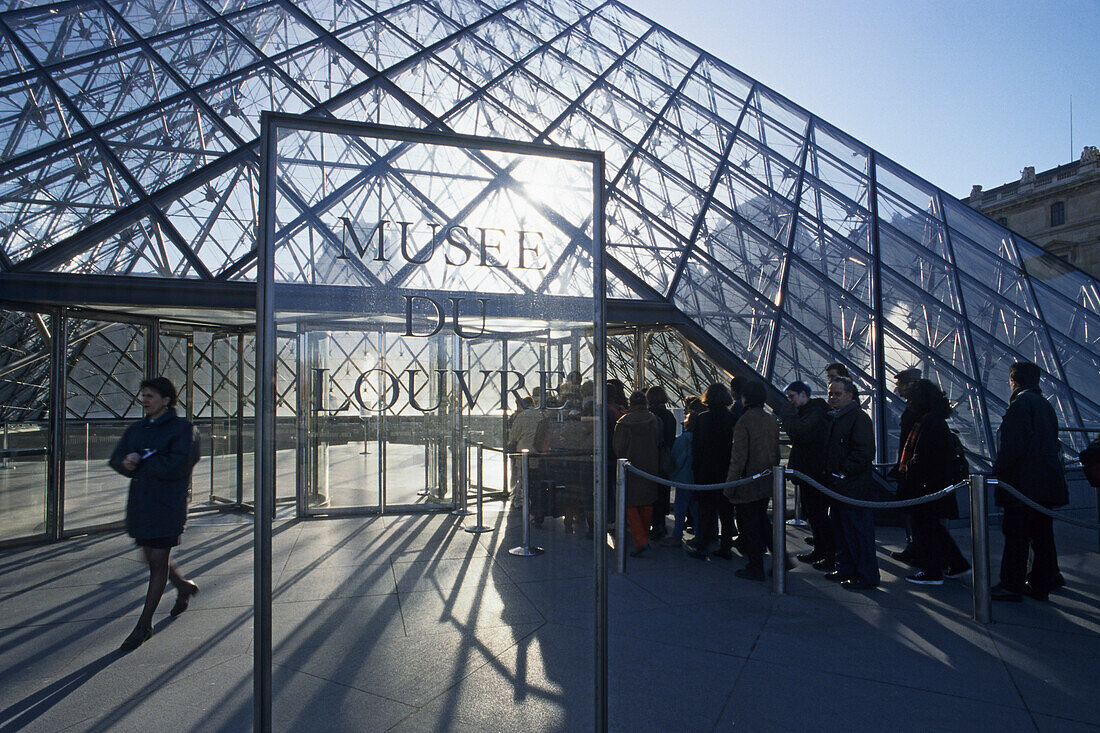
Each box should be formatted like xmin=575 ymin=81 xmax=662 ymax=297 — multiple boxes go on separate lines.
xmin=1051 ymin=201 xmax=1066 ymax=227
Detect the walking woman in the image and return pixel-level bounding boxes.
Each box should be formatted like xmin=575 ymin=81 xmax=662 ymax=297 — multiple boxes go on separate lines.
xmin=109 ymin=377 xmax=200 ymax=652
xmin=895 ymin=379 xmax=970 ymax=585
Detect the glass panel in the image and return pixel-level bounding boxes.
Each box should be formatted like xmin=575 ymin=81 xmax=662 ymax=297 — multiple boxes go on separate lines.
xmin=0 ymin=308 xmax=50 ymax=541
xmin=63 ymin=319 xmax=146 ymax=531
xmin=7 ymin=4 xmax=135 ymax=66
xmin=0 ymin=74 xmax=84 ymax=163
xmin=54 ymin=46 xmax=183 ymax=127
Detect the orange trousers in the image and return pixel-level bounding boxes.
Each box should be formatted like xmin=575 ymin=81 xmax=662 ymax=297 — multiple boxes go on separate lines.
xmin=627 ymin=505 xmax=653 ymax=548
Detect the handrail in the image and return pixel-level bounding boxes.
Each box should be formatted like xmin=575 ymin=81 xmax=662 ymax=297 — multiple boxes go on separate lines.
xmin=988 ymin=478 xmax=1100 ymax=530
xmin=621 ymin=462 xmax=772 ymax=491
xmin=783 ymin=470 xmax=965 ymax=510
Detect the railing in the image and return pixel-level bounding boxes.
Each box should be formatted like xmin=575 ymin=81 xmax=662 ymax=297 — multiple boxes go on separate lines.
xmin=614 ymin=461 xmax=1099 ymax=624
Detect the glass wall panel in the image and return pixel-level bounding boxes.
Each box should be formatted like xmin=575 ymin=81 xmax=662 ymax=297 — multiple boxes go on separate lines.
xmin=63 ymin=319 xmax=145 ymax=531
xmin=260 ymin=118 xmax=603 ymax=727
xmin=0 ymin=308 xmax=50 ymax=541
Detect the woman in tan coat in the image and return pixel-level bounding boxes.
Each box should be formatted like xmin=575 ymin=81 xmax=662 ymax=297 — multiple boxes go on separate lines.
xmin=725 ymin=381 xmax=780 ymax=580
xmin=613 ymin=391 xmax=661 ymax=556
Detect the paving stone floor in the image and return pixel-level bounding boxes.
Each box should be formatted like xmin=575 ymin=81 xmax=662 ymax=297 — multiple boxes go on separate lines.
xmin=1 ymin=504 xmax=1097 ymax=732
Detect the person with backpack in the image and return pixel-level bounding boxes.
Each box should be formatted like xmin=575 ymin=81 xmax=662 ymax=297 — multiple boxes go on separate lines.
xmin=665 ymin=396 xmax=704 ymax=546
xmin=109 ymin=377 xmax=200 ymax=652
xmin=894 ymin=379 xmax=971 ymax=586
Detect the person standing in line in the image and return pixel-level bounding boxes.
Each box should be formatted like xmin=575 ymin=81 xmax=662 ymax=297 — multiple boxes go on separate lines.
xmin=991 ymin=362 xmax=1068 ymax=602
xmin=109 ymin=377 xmax=200 ymax=652
xmin=686 ymin=382 xmax=737 ymax=560
xmin=778 ymin=381 xmax=834 ymax=570
xmin=728 ymin=377 xmax=745 ymax=426
xmin=725 ymin=381 xmax=781 ymax=580
xmin=889 ymin=368 xmax=922 ymax=565
xmin=666 ymin=396 xmax=704 ymax=546
xmin=823 ymin=377 xmax=880 ymax=590
xmin=824 ymin=363 xmax=850 ymax=384
xmin=895 ymin=379 xmax=971 ymax=586
xmin=646 ymin=385 xmax=677 ymax=542
xmin=612 ymin=391 xmax=661 ymax=557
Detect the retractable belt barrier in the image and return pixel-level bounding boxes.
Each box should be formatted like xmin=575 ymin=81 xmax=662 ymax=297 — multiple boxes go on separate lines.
xmin=612 ymin=462 xmax=1097 ymax=623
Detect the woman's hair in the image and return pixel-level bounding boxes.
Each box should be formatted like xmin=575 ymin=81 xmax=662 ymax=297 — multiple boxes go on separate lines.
xmin=740 ymin=380 xmax=766 ymax=409
xmin=908 ymin=378 xmax=952 ymax=417
xmin=628 ymin=390 xmax=647 ymax=409
xmin=606 ymin=379 xmax=628 ymax=407
xmin=702 ymin=382 xmax=733 ymax=408
xmin=140 ymin=376 xmax=178 ymax=408
xmin=645 ymin=385 xmax=668 ymax=406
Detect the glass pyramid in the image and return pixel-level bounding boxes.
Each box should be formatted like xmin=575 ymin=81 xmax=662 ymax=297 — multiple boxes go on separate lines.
xmin=1 ymin=0 xmax=1097 ymax=463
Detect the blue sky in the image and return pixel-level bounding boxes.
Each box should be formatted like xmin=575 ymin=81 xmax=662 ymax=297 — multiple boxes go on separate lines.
xmin=625 ymin=0 xmax=1100 ymax=199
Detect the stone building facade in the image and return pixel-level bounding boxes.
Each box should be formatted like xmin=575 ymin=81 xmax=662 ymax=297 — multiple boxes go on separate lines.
xmin=963 ymin=146 xmax=1100 ymax=279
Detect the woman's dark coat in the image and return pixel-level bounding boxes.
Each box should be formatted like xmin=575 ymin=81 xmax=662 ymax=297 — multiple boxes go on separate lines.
xmin=109 ymin=408 xmax=198 ymax=540
xmin=612 ymin=407 xmax=661 ymax=507
xmin=993 ymin=387 xmax=1068 ymax=508
xmin=823 ymin=401 xmax=876 ymax=501
xmin=779 ymin=397 xmax=829 ymax=484
xmin=895 ymin=410 xmax=960 ymax=519
xmin=692 ymin=405 xmax=736 ymax=485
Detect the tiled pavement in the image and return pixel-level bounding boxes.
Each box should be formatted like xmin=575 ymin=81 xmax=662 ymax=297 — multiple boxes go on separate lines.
xmin=1 ymin=505 xmax=1097 ymax=732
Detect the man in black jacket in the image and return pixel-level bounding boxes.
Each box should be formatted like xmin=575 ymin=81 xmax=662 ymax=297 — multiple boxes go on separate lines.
xmin=991 ymin=361 xmax=1068 ymax=602
xmin=778 ymin=381 xmax=834 ymax=569
xmin=823 ymin=378 xmax=879 ymax=590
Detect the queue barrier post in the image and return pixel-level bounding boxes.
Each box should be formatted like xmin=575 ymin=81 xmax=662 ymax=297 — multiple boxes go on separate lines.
xmin=508 ymin=450 xmax=543 ymax=557
xmin=970 ymin=474 xmax=992 ymax=624
xmin=465 ymin=442 xmax=490 ymax=534
xmin=452 ymin=433 xmax=472 ymax=516
xmin=772 ymin=466 xmax=787 ymax=595
xmin=786 ymin=482 xmax=806 ymax=526
xmin=1 ymin=423 xmax=12 ymax=470
xmin=616 ymin=459 xmax=627 ymax=574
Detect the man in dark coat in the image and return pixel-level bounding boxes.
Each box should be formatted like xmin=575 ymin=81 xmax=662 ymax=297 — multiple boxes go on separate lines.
xmin=823 ymin=378 xmax=879 ymax=590
xmin=778 ymin=381 xmax=833 ymax=569
xmin=686 ymin=382 xmax=737 ymax=559
xmin=991 ymin=361 xmax=1069 ymax=602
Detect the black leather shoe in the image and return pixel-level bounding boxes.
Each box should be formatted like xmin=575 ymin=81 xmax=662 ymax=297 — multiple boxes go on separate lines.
xmin=796 ymin=552 xmax=823 ymax=564
xmin=824 ymin=570 xmax=853 ymax=583
xmin=890 ymin=549 xmax=918 ymax=566
xmin=735 ymin=567 xmax=765 ymax=581
xmin=990 ymin=584 xmax=1023 ymax=602
xmin=1051 ymin=573 xmax=1066 ymax=589
xmin=1023 ymin=583 xmax=1049 ymax=602
xmin=840 ymin=578 xmax=878 ymax=591
xmin=803 ymin=537 xmax=815 ymax=546
xmin=685 ymin=547 xmax=709 ymax=560
xmin=170 ymin=582 xmax=199 ymax=617
xmin=120 ymin=625 xmax=152 ymax=652
xmin=712 ymin=547 xmax=734 ymax=560
xmin=812 ymin=558 xmax=836 ymax=572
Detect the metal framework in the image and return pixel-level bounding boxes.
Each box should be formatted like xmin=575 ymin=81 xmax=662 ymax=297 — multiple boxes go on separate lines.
xmin=1 ymin=0 xmax=1098 ymax=471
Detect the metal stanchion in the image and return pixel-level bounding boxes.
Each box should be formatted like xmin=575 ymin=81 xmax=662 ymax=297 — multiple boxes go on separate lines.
xmin=1 ymin=423 xmax=13 ymax=470
xmin=417 ymin=439 xmax=430 ymax=497
xmin=452 ymin=433 xmax=471 ymax=516
xmin=615 ymin=458 xmax=627 ymax=574
xmin=970 ymin=474 xmax=991 ymax=624
xmin=786 ymin=483 xmax=806 ymax=526
xmin=465 ymin=442 xmax=490 ymax=534
xmin=509 ymin=451 xmax=543 ymax=556
xmin=772 ymin=466 xmax=787 ymax=595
